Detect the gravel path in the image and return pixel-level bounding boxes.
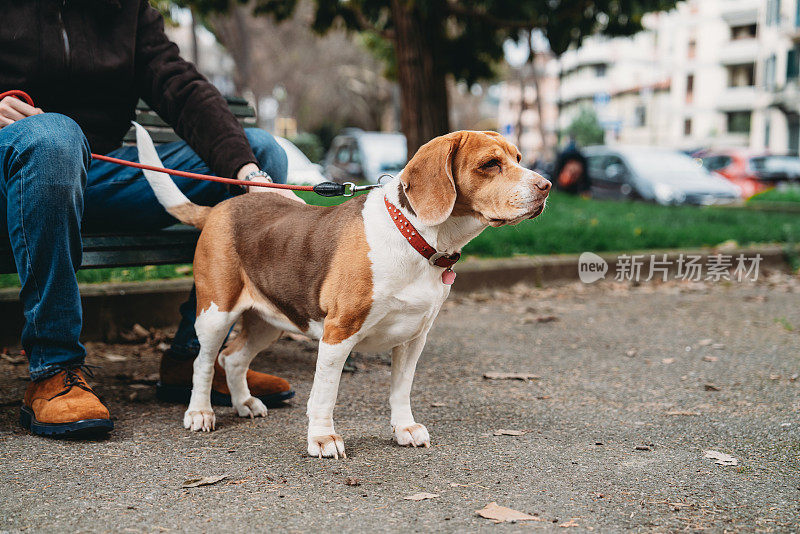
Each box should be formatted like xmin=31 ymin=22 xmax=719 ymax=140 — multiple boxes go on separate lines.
xmin=1 ymin=275 xmax=798 ymax=532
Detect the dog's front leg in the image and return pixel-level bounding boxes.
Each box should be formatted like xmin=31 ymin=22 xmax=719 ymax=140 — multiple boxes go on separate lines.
xmin=390 ymin=332 xmax=431 ymax=448
xmin=306 ymin=339 xmax=357 ymax=459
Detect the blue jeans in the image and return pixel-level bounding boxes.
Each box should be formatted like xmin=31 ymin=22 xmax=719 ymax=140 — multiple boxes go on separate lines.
xmin=0 ymin=113 xmax=288 ymax=380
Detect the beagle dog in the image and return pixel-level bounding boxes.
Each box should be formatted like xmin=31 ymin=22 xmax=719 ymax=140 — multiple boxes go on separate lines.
xmin=136 ymin=125 xmax=550 ymax=458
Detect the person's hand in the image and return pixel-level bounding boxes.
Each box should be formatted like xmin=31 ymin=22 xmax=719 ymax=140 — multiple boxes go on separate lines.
xmin=0 ymin=96 xmax=43 ymax=129
xmin=237 ymin=163 xmax=305 ymax=204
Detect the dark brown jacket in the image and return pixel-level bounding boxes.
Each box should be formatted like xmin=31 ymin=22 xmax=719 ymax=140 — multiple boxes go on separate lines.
xmin=0 ymin=0 xmax=256 ymax=178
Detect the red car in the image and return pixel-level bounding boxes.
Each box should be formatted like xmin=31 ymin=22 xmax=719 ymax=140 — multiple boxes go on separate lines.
xmin=694 ymin=149 xmax=800 ymax=199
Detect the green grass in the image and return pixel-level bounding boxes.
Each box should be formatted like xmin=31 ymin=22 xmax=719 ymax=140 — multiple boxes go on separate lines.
xmin=302 ymin=190 xmax=800 ymax=257
xmin=748 ymin=185 xmax=800 ymax=204
xmin=466 ymin=193 xmax=800 ymax=257
xmin=0 ymin=264 xmax=192 ymax=289
xmin=3 ymin=191 xmax=799 ymax=289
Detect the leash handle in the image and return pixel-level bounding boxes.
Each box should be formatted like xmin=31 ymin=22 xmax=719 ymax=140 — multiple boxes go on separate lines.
xmin=0 ymin=89 xmax=367 ymax=196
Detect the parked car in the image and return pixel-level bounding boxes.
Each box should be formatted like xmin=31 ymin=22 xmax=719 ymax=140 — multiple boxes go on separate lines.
xmin=693 ymin=149 xmax=800 ymax=199
xmin=584 ymin=146 xmax=741 ymax=205
xmin=275 ymin=136 xmax=327 ymax=185
xmin=323 ymin=129 xmax=407 ymax=184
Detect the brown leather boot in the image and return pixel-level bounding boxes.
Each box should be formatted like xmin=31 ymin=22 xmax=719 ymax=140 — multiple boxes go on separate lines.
xmin=20 ymin=368 xmax=113 ymax=438
xmin=156 ymin=350 xmax=294 ymax=407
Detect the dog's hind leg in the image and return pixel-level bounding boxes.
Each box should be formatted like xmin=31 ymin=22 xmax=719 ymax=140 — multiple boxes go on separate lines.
xmin=184 ymin=303 xmax=238 ymax=432
xmin=219 ymin=311 xmax=282 ymax=418
xmin=390 ymin=331 xmax=431 ymax=448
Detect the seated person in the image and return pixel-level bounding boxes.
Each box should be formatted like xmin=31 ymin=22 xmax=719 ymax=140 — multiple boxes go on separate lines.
xmin=0 ymin=0 xmax=298 ymax=438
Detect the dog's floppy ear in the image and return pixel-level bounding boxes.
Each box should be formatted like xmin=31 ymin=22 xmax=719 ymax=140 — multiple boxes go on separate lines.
xmin=399 ymin=132 xmax=462 ymax=226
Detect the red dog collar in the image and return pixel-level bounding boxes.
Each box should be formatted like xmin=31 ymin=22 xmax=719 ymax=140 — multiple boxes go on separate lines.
xmin=384 ymin=196 xmax=461 ymax=280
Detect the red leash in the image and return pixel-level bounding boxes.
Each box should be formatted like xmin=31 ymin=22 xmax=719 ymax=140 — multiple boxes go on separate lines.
xmin=0 ymin=90 xmax=363 ymax=197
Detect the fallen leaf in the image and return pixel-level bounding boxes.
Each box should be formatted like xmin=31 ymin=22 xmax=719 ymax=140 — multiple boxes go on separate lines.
xmin=404 ymin=492 xmax=439 ymax=501
xmin=181 ymin=475 xmax=228 ymax=488
xmin=483 ymin=372 xmax=540 ymax=381
xmin=0 ymin=353 xmax=26 ymax=365
xmin=697 ymin=339 xmax=713 ymax=347
xmin=103 ymin=353 xmax=127 ymax=362
xmin=131 ymin=324 xmax=150 ymax=338
xmin=711 ymin=343 xmax=725 ymax=350
xmin=476 ymin=502 xmax=544 ymax=523
xmin=344 ymin=477 xmax=361 ymax=486
xmin=494 ymin=429 xmax=525 ymax=436
xmin=430 ymin=402 xmax=447 ymax=407
xmin=704 ymin=450 xmax=738 ymax=466
xmin=770 ymin=374 xmax=781 ymax=380
xmin=704 ymin=384 xmax=721 ymax=391
xmin=535 ymin=315 xmax=559 ymax=323
xmin=559 ymin=519 xmax=580 ymax=528
xmin=665 ymin=410 xmax=700 ymax=416
xmin=702 ymin=356 xmax=718 ymax=362
xmin=662 ymin=358 xmax=675 ymax=364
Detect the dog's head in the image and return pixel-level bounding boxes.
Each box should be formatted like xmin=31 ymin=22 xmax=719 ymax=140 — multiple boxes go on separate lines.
xmin=399 ymin=131 xmax=550 ymax=227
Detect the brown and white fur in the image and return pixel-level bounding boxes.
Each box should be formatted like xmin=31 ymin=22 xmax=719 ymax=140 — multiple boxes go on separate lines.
xmin=135 ymin=123 xmax=551 ymax=458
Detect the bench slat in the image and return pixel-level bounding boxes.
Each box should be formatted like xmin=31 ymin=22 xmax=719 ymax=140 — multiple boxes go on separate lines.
xmin=0 ymin=227 xmax=200 ymax=275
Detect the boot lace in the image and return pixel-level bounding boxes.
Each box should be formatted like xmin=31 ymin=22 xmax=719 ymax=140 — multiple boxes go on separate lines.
xmin=47 ymin=365 xmax=99 ymax=401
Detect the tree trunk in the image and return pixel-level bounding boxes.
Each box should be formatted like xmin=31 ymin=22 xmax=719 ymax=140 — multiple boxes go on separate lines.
xmin=390 ymin=0 xmax=450 ymax=157
xmin=530 ymin=55 xmax=550 ymax=159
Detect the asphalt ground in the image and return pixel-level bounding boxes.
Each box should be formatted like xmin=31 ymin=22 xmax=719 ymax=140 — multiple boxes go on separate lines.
xmin=1 ymin=274 xmax=798 ymax=532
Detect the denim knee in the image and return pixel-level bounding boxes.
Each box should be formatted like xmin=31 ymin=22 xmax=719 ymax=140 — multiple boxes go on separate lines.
xmin=245 ymin=128 xmax=288 ymax=184
xmin=5 ymin=113 xmax=89 ymax=198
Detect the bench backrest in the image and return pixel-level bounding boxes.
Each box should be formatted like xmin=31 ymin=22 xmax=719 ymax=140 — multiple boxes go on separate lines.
xmin=0 ymin=98 xmax=256 ymax=275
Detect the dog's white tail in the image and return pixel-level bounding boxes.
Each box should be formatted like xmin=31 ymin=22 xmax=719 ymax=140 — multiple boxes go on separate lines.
xmin=134 ymin=122 xmax=210 ymax=229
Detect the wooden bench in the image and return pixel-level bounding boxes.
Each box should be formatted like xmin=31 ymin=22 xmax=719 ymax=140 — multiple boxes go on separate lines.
xmin=0 ymin=97 xmax=256 ymax=275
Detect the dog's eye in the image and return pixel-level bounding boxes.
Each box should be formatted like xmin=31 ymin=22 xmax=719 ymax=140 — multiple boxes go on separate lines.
xmin=481 ymin=159 xmax=502 ymax=172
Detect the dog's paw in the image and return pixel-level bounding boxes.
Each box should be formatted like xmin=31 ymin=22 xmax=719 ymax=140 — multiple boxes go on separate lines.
xmin=183 ymin=409 xmax=215 ymax=432
xmin=234 ymin=396 xmax=268 ymax=418
xmin=393 ymin=423 xmax=430 ymax=448
xmin=308 ymin=434 xmax=346 ymax=459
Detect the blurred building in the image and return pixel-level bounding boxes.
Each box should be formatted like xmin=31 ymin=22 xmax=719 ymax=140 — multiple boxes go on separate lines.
xmin=556 ymin=0 xmax=800 ymax=154
xmin=497 ymin=54 xmax=560 ymax=163
xmin=557 ymin=28 xmax=671 ymax=147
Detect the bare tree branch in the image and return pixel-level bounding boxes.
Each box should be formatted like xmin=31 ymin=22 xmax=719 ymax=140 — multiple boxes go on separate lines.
xmin=341 ymin=4 xmax=395 ymax=40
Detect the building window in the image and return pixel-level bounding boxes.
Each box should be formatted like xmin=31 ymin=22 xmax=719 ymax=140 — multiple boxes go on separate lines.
xmin=684 ymin=119 xmax=692 ymax=136
xmin=634 ymin=105 xmax=646 ymax=127
xmin=727 ymin=111 xmax=752 ymax=134
xmin=766 ymin=0 xmax=782 ymax=26
xmin=686 ymin=74 xmax=694 ymax=103
xmin=765 ymin=117 xmax=771 ymax=147
xmin=730 ymin=24 xmax=757 ymax=39
xmin=788 ymin=46 xmax=800 ymax=81
xmin=594 ymin=63 xmax=607 ymax=78
xmin=687 ymin=40 xmax=697 ymax=59
xmin=728 ymin=63 xmax=755 ymax=87
xmin=796 ymin=0 xmax=800 ymax=27
xmin=765 ymin=55 xmax=777 ymax=90
xmin=789 ymin=118 xmax=800 ymax=155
